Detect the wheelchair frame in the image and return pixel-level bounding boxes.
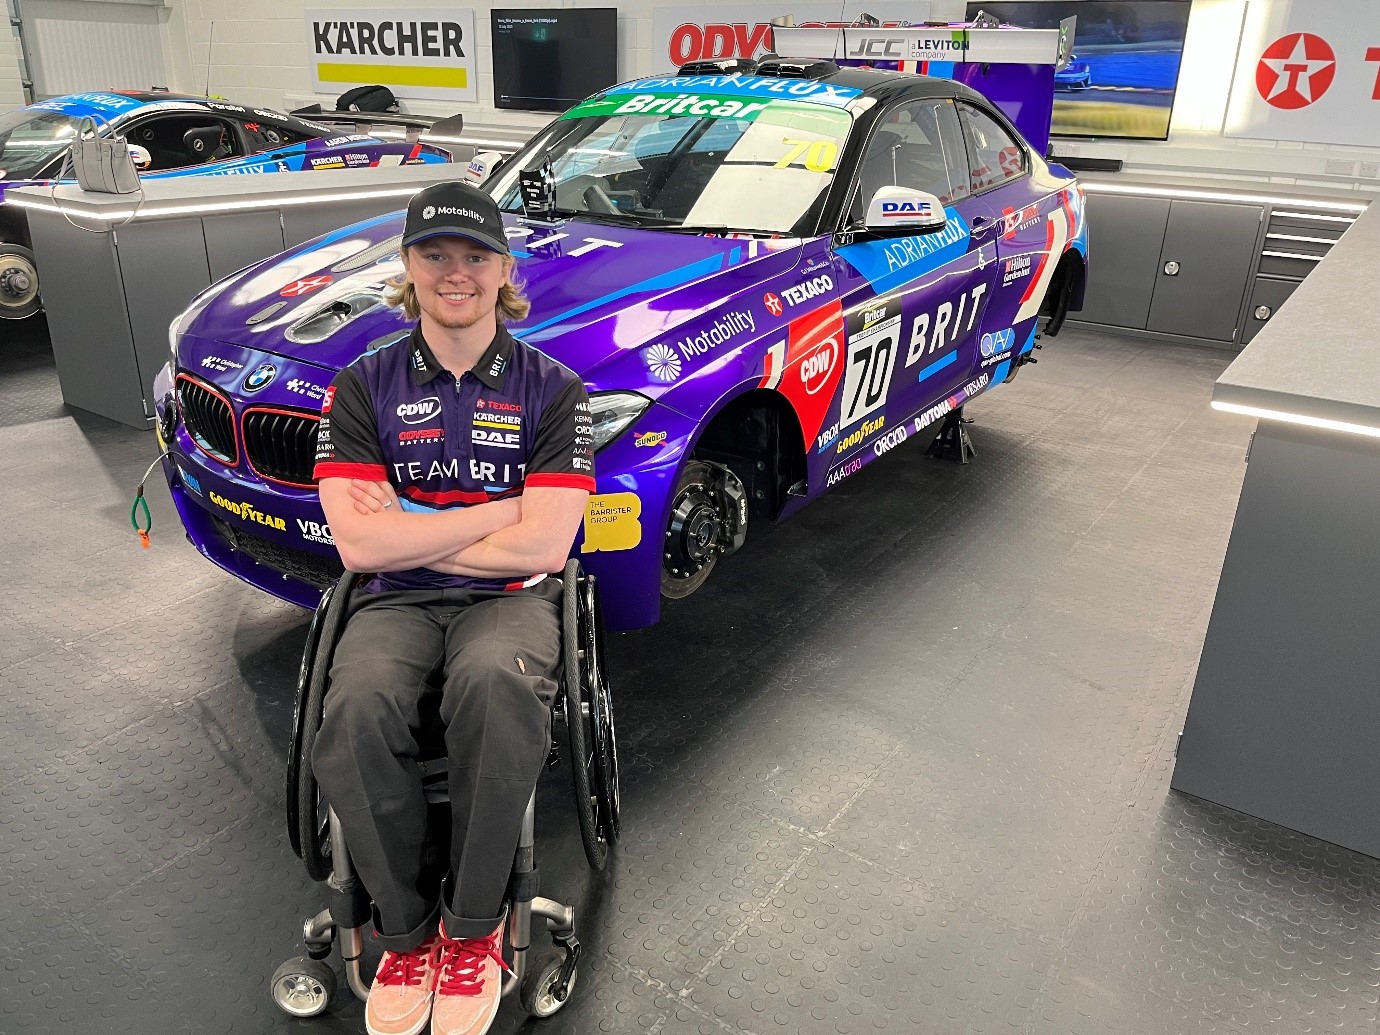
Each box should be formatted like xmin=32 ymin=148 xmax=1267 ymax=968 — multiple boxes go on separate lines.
xmin=272 ymin=559 xmax=620 ymax=1020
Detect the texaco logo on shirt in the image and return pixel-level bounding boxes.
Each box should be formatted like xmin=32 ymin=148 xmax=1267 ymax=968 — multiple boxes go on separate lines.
xmin=280 ymin=275 xmax=333 ymax=298
xmin=1256 ymin=32 xmax=1337 ymax=110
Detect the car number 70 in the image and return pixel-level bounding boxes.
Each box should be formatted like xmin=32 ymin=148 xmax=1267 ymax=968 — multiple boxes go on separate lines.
xmin=775 ymin=137 xmax=838 ymax=173
xmin=840 ymin=314 xmax=901 ymax=428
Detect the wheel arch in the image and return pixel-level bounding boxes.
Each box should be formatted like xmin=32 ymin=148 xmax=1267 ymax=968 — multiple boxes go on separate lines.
xmin=685 ymin=385 xmax=809 ymax=525
xmin=1041 ymin=248 xmax=1087 ymax=337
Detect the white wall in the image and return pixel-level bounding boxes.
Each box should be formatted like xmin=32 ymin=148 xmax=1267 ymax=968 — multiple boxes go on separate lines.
xmin=160 ymin=0 xmax=1380 ymax=191
xmin=0 ymin=25 xmax=26 ymax=110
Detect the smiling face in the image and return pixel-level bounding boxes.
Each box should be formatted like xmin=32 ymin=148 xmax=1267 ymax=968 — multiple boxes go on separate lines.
xmin=401 ymin=235 xmax=512 ymax=332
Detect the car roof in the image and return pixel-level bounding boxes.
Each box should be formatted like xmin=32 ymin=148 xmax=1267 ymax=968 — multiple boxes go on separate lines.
xmin=23 ymin=91 xmax=331 ymax=136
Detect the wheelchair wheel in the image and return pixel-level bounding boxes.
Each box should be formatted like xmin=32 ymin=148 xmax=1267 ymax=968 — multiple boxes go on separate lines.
xmin=287 ymin=572 xmax=357 ymax=881
xmin=270 ymin=956 xmax=336 ymax=1017
xmin=561 ymin=560 xmax=621 ymax=871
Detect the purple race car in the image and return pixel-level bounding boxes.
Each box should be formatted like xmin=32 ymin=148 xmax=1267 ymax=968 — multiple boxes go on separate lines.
xmin=153 ymin=60 xmax=1088 ymax=631
xmin=0 ymin=90 xmax=452 ymax=319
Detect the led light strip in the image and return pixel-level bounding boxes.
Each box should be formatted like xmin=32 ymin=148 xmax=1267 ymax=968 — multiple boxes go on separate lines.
xmin=7 ymin=182 xmax=436 ymax=223
xmin=1212 ymin=400 xmax=1380 ymax=439
xmin=1083 ymin=181 xmax=1368 ymax=215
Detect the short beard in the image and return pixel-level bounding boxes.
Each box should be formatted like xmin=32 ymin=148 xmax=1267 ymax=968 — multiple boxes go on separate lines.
xmin=420 ymin=294 xmax=494 ymax=330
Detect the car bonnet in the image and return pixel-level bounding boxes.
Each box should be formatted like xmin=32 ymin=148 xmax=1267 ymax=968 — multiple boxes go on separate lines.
xmin=184 ymin=213 xmax=806 ymax=389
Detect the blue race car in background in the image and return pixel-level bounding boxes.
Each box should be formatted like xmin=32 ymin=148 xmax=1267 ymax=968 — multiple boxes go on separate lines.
xmin=1055 ymin=55 xmax=1093 ymax=90
xmin=0 ymin=90 xmax=454 ymax=320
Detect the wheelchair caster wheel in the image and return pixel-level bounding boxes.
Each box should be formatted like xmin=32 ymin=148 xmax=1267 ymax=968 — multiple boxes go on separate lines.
xmin=270 ymin=956 xmax=336 ymax=1017
xmin=520 ymin=955 xmax=577 ymax=1018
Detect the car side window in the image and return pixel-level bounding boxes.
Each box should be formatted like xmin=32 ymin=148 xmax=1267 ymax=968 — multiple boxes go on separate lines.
xmin=124 ymin=113 xmax=245 ymax=171
xmin=957 ymin=103 xmax=1026 ymax=194
xmin=849 ymin=100 xmax=964 ymax=224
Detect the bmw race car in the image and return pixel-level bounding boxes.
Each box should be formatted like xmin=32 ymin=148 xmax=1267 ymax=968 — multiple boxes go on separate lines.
xmin=153 ymin=59 xmax=1088 ymax=632
xmin=0 ymin=90 xmax=452 ymax=319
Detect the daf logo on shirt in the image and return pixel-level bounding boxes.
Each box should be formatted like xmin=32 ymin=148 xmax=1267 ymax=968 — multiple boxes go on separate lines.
xmin=397 ymin=396 xmax=441 ymax=424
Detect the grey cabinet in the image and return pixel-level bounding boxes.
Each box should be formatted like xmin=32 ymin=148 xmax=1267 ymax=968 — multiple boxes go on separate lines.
xmin=1147 ymin=201 xmax=1261 ymax=342
xmin=1078 ymin=193 xmax=1261 ymax=344
xmin=1076 ymin=195 xmax=1169 ymax=330
xmin=1241 ymin=277 xmax=1300 ymax=346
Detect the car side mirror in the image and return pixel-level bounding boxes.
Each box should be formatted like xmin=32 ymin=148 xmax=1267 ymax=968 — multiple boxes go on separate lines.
xmin=864 ymin=186 xmax=948 ymax=236
xmin=465 ymin=150 xmax=505 ymax=186
xmin=127 ymin=143 xmax=152 ymax=171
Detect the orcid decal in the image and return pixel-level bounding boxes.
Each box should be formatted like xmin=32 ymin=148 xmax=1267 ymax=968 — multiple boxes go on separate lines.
xmin=581 ymin=492 xmax=642 ymax=553
xmin=243 ymin=362 xmax=277 ymax=393
xmin=396 ymin=397 xmax=440 ymax=424
xmin=634 ymin=431 xmax=668 ymax=448
xmin=872 ymin=425 xmax=908 ymax=457
xmin=209 ymin=490 xmax=287 ymax=531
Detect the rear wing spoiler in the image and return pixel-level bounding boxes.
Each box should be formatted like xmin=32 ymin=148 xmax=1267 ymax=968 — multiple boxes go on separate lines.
xmin=289 ymin=106 xmax=468 ymax=144
xmin=770 ymin=19 xmax=1076 ymax=156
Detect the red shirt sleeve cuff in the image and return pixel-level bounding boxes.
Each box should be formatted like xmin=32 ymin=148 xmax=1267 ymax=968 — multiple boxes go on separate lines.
xmin=314 ymin=462 xmax=390 ymax=482
xmin=526 ymin=473 xmax=596 ymax=492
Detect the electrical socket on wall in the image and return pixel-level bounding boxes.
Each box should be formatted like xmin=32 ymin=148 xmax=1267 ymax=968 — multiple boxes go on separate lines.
xmin=1360 ymin=162 xmax=1380 ymax=178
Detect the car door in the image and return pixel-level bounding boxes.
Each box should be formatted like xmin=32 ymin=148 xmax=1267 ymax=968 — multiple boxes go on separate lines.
xmin=955 ymin=100 xmax=1052 ymax=382
xmin=830 ymin=96 xmax=1001 ymax=446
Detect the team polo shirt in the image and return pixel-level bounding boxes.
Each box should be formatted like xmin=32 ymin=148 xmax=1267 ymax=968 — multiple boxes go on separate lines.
xmin=313 ymin=323 xmax=595 ymax=593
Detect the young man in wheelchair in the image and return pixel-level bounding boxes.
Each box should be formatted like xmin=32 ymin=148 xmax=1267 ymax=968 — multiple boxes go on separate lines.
xmin=311 ymin=181 xmax=594 ymax=1035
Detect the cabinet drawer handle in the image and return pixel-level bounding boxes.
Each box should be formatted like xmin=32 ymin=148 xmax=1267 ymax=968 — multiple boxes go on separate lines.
xmin=1261 ymin=250 xmax=1323 ymax=262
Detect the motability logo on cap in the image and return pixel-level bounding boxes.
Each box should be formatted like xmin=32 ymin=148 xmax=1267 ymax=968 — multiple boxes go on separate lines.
xmin=243 ymin=362 xmax=277 ymax=392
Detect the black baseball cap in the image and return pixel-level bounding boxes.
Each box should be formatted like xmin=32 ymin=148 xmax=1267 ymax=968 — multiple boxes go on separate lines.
xmin=402 ymin=181 xmax=509 ymax=254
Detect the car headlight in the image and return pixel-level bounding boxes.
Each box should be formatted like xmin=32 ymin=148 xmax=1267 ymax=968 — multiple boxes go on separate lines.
xmin=589 ymin=391 xmax=650 ymax=451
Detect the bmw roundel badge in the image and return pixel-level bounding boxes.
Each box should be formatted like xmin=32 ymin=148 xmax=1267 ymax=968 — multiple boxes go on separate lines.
xmin=243 ymin=362 xmax=277 ymax=392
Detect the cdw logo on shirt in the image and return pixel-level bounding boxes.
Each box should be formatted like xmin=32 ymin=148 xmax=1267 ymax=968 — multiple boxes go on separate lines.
xmin=397 ymin=397 xmax=441 ymax=424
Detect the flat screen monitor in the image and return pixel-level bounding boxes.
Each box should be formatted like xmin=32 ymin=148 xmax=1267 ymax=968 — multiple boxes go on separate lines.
xmin=491 ymin=8 xmax=619 ymax=113
xmin=965 ymin=1 xmax=1193 ymax=140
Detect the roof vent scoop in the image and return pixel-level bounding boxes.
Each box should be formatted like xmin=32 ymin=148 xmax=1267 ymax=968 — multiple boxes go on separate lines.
xmin=754 ymin=57 xmax=839 ymax=81
xmin=676 ymin=58 xmax=758 ymax=76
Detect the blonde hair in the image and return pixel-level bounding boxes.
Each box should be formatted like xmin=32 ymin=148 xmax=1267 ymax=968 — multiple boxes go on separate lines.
xmin=386 ymin=251 xmax=531 ymax=324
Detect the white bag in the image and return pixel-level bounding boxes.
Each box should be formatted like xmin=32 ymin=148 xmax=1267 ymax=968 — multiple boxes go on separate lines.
xmin=70 ymin=117 xmax=140 ymax=194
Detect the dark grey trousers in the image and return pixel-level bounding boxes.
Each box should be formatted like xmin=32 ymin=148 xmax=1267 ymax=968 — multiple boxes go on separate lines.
xmin=311 ymin=579 xmax=562 ymax=950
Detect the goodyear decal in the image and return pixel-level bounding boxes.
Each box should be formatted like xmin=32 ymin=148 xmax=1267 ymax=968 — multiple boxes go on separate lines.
xmin=835 ymin=211 xmax=971 ymax=296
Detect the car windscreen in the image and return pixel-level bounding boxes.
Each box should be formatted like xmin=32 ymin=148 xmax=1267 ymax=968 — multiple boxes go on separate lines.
xmin=491 ymin=96 xmax=852 ymax=236
xmin=0 ymin=110 xmax=81 ymax=180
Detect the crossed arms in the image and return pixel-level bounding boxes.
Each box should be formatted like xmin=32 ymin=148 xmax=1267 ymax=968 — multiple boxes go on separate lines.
xmin=318 ymin=477 xmax=588 ymax=578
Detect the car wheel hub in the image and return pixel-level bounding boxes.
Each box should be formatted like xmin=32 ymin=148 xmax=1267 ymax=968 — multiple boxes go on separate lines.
xmin=666 ymin=484 xmax=722 ymax=577
xmin=0 ymin=255 xmax=37 ymax=309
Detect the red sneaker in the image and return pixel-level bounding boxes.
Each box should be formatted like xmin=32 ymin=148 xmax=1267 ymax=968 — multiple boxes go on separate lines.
xmin=430 ymin=921 xmax=509 ymax=1035
xmin=366 ymin=934 xmax=442 ymax=1035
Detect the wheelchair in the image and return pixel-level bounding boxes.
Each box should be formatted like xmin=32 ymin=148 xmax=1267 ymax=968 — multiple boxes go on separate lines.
xmin=270 ymin=559 xmax=621 ymax=1020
